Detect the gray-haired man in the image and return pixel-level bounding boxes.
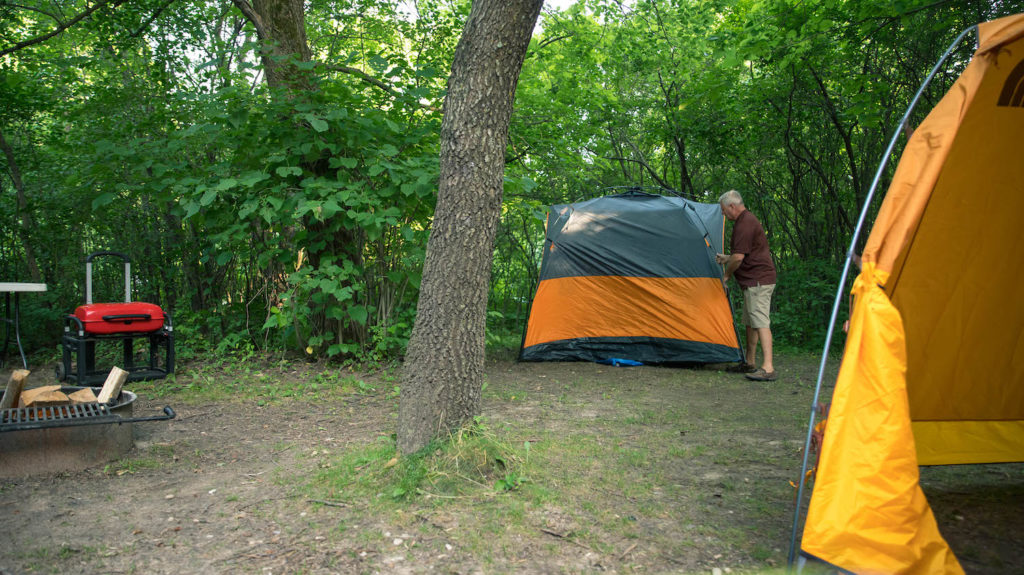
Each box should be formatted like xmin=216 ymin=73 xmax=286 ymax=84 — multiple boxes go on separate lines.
xmin=715 ymin=190 xmax=777 ymax=381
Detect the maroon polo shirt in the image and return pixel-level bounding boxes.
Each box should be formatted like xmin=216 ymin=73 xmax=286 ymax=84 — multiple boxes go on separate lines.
xmin=731 ymin=209 xmax=776 ymax=288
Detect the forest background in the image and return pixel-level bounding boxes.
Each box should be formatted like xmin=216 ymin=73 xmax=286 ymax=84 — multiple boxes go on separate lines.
xmin=2 ymin=0 xmax=1017 ymax=367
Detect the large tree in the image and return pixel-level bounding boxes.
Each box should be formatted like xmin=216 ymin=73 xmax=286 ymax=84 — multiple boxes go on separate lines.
xmin=230 ymin=0 xmax=311 ymax=92
xmin=397 ymin=0 xmax=544 ymax=454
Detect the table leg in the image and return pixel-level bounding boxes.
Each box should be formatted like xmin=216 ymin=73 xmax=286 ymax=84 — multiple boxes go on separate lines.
xmin=0 ymin=292 xmax=9 ymax=368
xmin=13 ymin=292 xmax=27 ymax=369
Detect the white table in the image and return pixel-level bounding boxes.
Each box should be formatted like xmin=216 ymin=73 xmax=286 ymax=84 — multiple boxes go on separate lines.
xmin=1 ymin=283 xmax=47 ymax=370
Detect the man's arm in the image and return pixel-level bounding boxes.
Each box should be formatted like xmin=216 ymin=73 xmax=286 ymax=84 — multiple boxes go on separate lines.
xmin=716 ymin=252 xmax=745 ymax=282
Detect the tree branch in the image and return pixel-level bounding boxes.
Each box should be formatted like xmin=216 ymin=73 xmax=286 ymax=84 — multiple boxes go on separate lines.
xmin=537 ymin=33 xmax=573 ymax=50
xmin=229 ymin=0 xmax=266 ymax=40
xmin=323 ymin=64 xmax=399 ymax=97
xmin=0 ymin=0 xmax=121 ymax=58
xmin=7 ymin=2 xmax=63 ymax=21
xmin=130 ymin=0 xmax=178 ymax=38
xmin=605 ymin=154 xmax=672 ymax=190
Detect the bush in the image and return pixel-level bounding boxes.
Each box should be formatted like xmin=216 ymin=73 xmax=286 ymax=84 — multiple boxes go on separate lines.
xmin=770 ymin=257 xmax=849 ymax=355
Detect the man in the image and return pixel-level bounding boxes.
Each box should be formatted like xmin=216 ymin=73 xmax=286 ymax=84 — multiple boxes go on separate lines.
xmin=715 ymin=190 xmax=777 ymax=381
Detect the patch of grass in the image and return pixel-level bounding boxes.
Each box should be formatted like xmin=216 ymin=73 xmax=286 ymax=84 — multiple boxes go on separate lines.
xmin=616 ymin=446 xmax=650 ymax=468
xmin=18 ymin=543 xmax=102 ymax=571
xmin=623 ymin=409 xmax=657 ymax=425
xmin=103 ymin=457 xmax=164 ymax=475
xmin=485 ymin=384 xmax=529 ymax=402
xmin=147 ymin=443 xmax=175 ymax=457
xmin=131 ymin=359 xmax=381 ymax=406
xmin=309 ymin=417 xmax=534 ymax=508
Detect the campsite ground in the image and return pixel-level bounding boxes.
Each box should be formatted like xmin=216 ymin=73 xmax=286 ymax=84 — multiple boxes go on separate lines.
xmin=1 ymin=352 xmax=1022 ymax=574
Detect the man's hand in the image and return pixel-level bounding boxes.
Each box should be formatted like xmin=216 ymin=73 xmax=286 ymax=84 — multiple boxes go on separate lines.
xmin=718 ymin=252 xmax=744 ymax=282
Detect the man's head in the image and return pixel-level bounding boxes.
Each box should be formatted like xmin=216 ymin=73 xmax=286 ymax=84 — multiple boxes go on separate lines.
xmin=718 ymin=190 xmax=744 ymax=221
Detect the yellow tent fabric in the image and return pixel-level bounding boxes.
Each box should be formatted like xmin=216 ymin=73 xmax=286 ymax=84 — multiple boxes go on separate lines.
xmin=866 ymin=12 xmax=1024 ymax=465
xmin=801 ymin=264 xmax=963 ymax=574
xmin=801 ymin=12 xmax=1024 ymax=573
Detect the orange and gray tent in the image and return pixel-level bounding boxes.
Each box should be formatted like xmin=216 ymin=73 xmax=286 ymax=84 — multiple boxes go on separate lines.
xmin=791 ymin=13 xmax=1024 ymax=574
xmin=519 ymin=190 xmax=742 ymax=365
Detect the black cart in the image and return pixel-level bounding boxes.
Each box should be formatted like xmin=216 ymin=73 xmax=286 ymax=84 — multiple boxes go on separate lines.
xmin=58 ymin=251 xmax=174 ymax=385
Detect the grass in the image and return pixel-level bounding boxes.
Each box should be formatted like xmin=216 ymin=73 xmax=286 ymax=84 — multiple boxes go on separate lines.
xmin=103 ymin=456 xmax=165 ymax=475
xmin=309 ymin=416 xmax=533 ymax=505
xmin=130 ymin=357 xmax=386 ymax=406
xmin=297 ymin=355 xmax=821 ymax=570
xmin=18 ymin=351 xmax=1021 ymax=573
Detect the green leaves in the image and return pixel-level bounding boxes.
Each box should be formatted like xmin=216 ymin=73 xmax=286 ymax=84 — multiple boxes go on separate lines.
xmin=303 ymin=113 xmax=329 ymax=133
xmin=9 ymin=0 xmax=995 ymax=365
xmin=275 ymin=166 xmax=304 ymax=177
xmin=91 ymin=192 xmax=116 ymax=210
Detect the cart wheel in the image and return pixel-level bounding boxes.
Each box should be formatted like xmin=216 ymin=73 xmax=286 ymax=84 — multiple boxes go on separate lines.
xmin=55 ymin=363 xmax=67 ymax=382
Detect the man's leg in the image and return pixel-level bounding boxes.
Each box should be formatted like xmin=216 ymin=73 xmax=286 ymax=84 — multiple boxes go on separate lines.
xmin=757 ymin=326 xmax=773 ymax=373
xmin=745 ymin=324 xmax=759 ymax=366
xmin=744 ymin=284 xmax=775 ymax=375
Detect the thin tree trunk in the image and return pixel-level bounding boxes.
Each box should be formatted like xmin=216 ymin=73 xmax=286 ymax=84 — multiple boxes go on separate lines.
xmin=397 ymin=0 xmax=544 ymax=454
xmin=0 ymin=128 xmax=43 ymax=282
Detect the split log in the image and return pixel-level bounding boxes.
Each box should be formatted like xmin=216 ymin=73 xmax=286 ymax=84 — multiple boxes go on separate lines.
xmin=68 ymin=387 xmax=98 ymax=403
xmin=1 ymin=369 xmax=30 ymax=410
xmin=97 ymin=367 xmax=128 ymax=404
xmin=18 ymin=385 xmax=69 ymax=408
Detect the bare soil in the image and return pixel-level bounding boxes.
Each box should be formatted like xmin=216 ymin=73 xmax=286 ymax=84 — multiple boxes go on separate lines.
xmin=1 ymin=354 xmax=1021 ymax=574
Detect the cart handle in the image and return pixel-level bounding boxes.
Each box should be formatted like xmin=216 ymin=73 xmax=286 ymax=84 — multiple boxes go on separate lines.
xmin=85 ymin=251 xmax=131 ymax=264
xmin=84 ymin=251 xmax=132 ymax=304
xmin=101 ymin=314 xmax=152 ymax=323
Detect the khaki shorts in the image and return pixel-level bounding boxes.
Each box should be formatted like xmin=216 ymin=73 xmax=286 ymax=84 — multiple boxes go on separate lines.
xmin=742 ymin=283 xmax=775 ymax=329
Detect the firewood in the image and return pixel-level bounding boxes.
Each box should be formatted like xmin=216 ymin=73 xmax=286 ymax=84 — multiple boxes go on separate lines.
xmin=68 ymin=387 xmax=98 ymax=404
xmin=97 ymin=367 xmax=128 ymax=404
xmin=18 ymin=385 xmax=69 ymax=408
xmin=1 ymin=369 xmax=30 ymax=410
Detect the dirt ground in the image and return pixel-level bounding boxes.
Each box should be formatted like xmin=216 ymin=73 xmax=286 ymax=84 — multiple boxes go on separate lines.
xmin=1 ymin=354 xmax=1022 ymax=574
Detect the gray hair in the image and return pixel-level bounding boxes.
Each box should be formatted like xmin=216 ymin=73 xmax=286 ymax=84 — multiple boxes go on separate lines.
xmin=718 ymin=189 xmax=743 ymax=206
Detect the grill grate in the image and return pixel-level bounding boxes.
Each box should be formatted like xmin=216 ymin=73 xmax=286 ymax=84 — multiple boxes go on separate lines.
xmin=1 ymin=403 xmax=117 ymax=429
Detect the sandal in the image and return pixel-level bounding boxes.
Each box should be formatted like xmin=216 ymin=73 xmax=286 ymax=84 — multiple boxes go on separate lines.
xmin=745 ymin=368 xmax=777 ymax=381
xmin=726 ymin=362 xmax=757 ymax=373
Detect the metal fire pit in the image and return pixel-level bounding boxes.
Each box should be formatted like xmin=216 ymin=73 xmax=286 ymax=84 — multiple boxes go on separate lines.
xmin=0 ymin=386 xmax=174 ymax=479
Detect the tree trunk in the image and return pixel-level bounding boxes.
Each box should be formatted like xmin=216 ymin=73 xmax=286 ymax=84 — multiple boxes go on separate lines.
xmin=232 ymin=0 xmax=312 ymax=92
xmin=0 ymin=128 xmax=43 ymax=283
xmin=397 ymin=0 xmax=543 ymax=454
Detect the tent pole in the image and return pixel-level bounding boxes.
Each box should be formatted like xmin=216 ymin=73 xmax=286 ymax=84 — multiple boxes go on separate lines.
xmin=685 ymin=202 xmax=745 ymax=361
xmin=786 ymin=23 xmax=979 ymax=569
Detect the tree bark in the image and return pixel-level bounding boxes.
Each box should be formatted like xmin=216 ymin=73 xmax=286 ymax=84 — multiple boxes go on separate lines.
xmin=397 ymin=0 xmax=543 ymax=454
xmin=232 ymin=0 xmax=312 ymax=92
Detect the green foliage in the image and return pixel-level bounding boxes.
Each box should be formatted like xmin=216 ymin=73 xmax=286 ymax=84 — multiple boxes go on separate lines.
xmin=770 ymin=258 xmax=846 ymax=354
xmin=4 ymin=0 xmax=1023 ymax=368
xmin=1 ymin=0 xmax=455 ymax=364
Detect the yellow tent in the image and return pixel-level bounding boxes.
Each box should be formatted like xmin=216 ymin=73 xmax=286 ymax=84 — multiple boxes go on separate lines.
xmin=797 ymin=13 xmax=1024 ymax=574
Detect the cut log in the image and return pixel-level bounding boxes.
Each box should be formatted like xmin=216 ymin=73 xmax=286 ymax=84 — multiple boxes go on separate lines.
xmin=1 ymin=369 xmax=30 ymax=410
xmin=18 ymin=385 xmax=70 ymax=408
xmin=68 ymin=387 xmax=98 ymax=404
xmin=97 ymin=367 xmax=128 ymax=404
